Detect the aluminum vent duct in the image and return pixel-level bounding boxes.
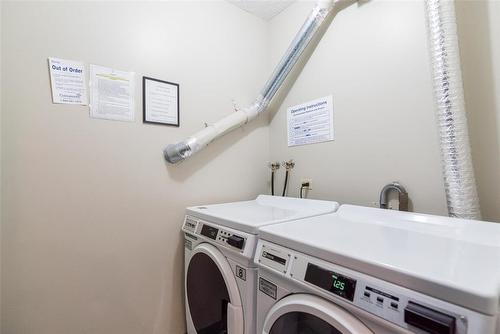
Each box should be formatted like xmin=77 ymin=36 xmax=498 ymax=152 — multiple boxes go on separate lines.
xmin=424 ymin=0 xmax=481 ymax=219
xmin=164 ymin=0 xmax=355 ymax=164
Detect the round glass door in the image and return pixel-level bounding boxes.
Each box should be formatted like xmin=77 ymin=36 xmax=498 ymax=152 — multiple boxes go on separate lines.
xmin=187 ymin=252 xmax=230 ymax=333
xmin=186 ymin=243 xmax=243 ymax=334
xmin=262 ymin=294 xmax=373 ymax=334
xmin=270 ymin=311 xmax=342 ymax=334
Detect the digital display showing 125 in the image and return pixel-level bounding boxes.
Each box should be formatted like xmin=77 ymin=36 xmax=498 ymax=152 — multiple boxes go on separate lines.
xmin=332 ymin=273 xmax=346 ymax=291
xmin=304 ymin=263 xmax=357 ymax=301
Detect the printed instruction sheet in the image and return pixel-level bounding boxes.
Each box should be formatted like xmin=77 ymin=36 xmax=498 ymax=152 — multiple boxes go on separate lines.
xmin=48 ymin=57 xmax=87 ymax=105
xmin=89 ymin=64 xmax=135 ymax=122
xmin=287 ymin=95 xmax=334 ymax=147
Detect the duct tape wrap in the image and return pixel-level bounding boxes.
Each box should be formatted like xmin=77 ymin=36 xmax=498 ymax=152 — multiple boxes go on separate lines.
xmin=425 ymin=0 xmax=481 ymax=219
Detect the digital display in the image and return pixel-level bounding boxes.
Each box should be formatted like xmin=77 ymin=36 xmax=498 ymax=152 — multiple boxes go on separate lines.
xmin=200 ymin=224 xmax=219 ymax=240
xmin=304 ymin=263 xmax=357 ymax=301
xmin=332 ymin=273 xmax=346 ymax=291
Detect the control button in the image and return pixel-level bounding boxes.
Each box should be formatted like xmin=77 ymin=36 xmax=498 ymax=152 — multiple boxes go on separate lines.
xmin=364 ymin=292 xmax=371 ymax=298
xmin=377 ymin=297 xmax=384 ymax=303
xmin=391 ymin=302 xmax=398 ymax=309
xmin=227 ymin=235 xmax=245 ymax=249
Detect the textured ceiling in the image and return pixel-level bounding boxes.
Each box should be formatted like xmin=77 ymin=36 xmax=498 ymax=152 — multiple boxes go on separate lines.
xmin=229 ymin=1 xmax=295 ymax=20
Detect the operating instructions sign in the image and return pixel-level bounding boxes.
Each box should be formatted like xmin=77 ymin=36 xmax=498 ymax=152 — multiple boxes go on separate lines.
xmin=287 ymin=95 xmax=334 ymax=147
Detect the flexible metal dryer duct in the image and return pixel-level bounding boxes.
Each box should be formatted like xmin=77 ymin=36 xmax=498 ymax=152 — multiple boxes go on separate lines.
xmin=424 ymin=0 xmax=481 ymax=219
xmin=164 ymin=0 xmax=355 ymax=164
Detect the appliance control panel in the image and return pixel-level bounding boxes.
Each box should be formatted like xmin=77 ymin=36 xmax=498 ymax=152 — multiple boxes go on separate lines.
xmin=257 ymin=244 xmax=291 ymax=274
xmin=182 ymin=215 xmax=247 ymax=252
xmin=257 ymin=241 xmax=468 ymax=334
xmin=294 ymin=254 xmax=466 ymax=334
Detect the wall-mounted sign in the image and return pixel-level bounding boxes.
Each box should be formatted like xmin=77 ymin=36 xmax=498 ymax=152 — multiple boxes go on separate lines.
xmin=287 ymin=95 xmax=334 ymax=147
xmin=143 ymin=77 xmax=179 ymax=126
xmin=48 ymin=57 xmax=87 ymax=105
xmin=89 ymin=64 xmax=135 ymax=122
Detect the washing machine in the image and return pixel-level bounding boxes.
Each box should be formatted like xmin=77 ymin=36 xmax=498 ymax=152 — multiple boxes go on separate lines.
xmin=254 ymin=204 xmax=500 ymax=334
xmin=181 ymin=195 xmax=339 ymax=334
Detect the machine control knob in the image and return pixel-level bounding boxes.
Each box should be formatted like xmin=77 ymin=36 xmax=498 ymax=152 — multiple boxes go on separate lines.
xmin=227 ymin=235 xmax=244 ymax=249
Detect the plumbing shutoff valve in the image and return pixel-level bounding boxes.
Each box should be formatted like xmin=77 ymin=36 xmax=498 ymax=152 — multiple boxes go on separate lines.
xmin=269 ymin=162 xmax=280 ymax=171
xmin=283 ymin=160 xmax=295 ymax=170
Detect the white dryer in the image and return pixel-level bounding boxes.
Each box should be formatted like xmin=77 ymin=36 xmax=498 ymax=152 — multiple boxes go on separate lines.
xmin=181 ymin=195 xmax=339 ymax=334
xmin=254 ymin=205 xmax=500 ymax=334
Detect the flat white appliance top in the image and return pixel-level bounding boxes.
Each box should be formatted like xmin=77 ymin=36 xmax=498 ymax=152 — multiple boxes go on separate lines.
xmin=186 ymin=195 xmax=339 ymax=234
xmin=258 ymin=204 xmax=500 ymax=315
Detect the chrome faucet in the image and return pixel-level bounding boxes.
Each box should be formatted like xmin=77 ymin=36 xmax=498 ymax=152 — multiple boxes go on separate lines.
xmin=379 ymin=182 xmax=409 ymax=211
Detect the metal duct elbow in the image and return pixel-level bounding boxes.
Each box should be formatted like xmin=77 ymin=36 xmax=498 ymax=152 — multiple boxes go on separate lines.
xmin=163 ymin=141 xmax=193 ymax=164
xmin=425 ymin=0 xmax=481 ymax=219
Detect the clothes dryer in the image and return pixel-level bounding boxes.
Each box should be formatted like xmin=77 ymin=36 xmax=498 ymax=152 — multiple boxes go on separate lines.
xmin=255 ymin=205 xmax=500 ymax=334
xmin=182 ymin=195 xmax=339 ymax=334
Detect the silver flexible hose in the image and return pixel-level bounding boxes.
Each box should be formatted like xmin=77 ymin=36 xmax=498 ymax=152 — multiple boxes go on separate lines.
xmin=164 ymin=0 xmax=355 ymax=164
xmin=424 ymin=0 xmax=481 ymax=219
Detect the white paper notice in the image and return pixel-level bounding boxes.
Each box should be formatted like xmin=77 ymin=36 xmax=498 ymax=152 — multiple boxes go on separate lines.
xmin=90 ymin=64 xmax=135 ymax=122
xmin=48 ymin=57 xmax=87 ymax=105
xmin=144 ymin=78 xmax=179 ymax=125
xmin=287 ymin=95 xmax=334 ymax=147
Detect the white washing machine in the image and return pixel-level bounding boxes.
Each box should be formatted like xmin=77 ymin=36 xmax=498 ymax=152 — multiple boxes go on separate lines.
xmin=181 ymin=195 xmax=339 ymax=334
xmin=254 ymin=205 xmax=500 ymax=334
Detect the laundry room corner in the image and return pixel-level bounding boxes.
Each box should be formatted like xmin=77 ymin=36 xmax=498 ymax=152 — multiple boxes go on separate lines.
xmin=455 ymin=0 xmax=500 ymax=222
xmin=0 ymin=2 xmax=270 ymax=333
xmin=266 ymin=0 xmax=500 ymax=222
xmin=1 ymin=0 xmax=500 ymax=334
xmin=266 ymin=1 xmax=448 ymax=216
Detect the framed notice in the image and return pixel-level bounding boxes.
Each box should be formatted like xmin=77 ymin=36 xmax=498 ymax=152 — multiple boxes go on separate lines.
xmin=143 ymin=76 xmax=179 ymax=126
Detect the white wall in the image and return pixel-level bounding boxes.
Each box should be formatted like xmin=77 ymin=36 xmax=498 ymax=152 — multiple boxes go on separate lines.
xmin=267 ymin=1 xmax=449 ymax=215
xmin=456 ymin=0 xmax=500 ymax=222
xmin=1 ymin=2 xmax=268 ymax=334
xmin=0 ymin=2 xmax=2 ymax=332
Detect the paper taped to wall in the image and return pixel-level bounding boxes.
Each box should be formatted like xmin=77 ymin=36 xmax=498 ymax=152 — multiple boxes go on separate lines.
xmin=48 ymin=57 xmax=87 ymax=105
xmin=89 ymin=64 xmax=135 ymax=122
xmin=287 ymin=95 xmax=334 ymax=147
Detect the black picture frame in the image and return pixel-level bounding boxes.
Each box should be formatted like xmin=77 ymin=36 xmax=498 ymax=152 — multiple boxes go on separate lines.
xmin=143 ymin=76 xmax=180 ymax=126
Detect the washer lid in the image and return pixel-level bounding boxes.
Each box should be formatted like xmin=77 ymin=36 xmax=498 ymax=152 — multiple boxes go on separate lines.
xmin=258 ymin=205 xmax=500 ymax=315
xmin=186 ymin=195 xmax=339 ymax=234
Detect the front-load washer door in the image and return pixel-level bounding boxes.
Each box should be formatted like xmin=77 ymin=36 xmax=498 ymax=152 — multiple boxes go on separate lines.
xmin=186 ymin=243 xmax=243 ymax=334
xmin=263 ymin=294 xmax=373 ymax=334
